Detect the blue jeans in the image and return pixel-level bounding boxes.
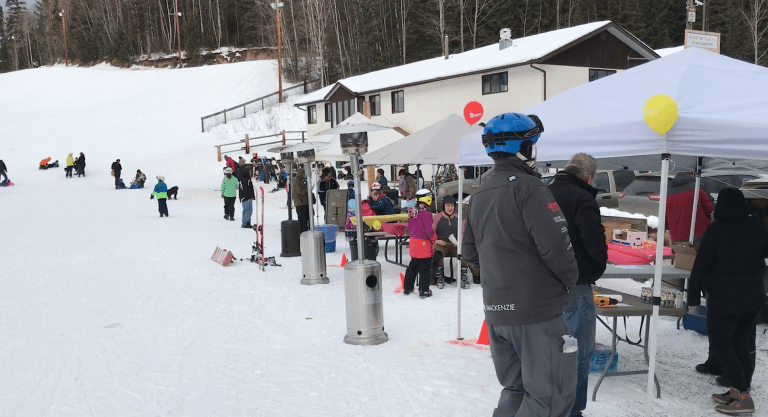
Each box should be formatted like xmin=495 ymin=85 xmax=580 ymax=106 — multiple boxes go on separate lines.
xmin=242 ymin=199 xmax=253 ymax=226
xmin=564 ymin=284 xmax=596 ymax=417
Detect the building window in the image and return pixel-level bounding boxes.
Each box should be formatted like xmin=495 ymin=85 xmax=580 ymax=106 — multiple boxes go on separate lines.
xmin=324 ymin=103 xmax=332 ymax=122
xmin=369 ymin=95 xmax=380 ymax=116
xmin=333 ymin=98 xmax=355 ymax=126
xmin=357 ymin=96 xmax=365 ymax=114
xmin=308 ymin=105 xmax=317 ymax=124
xmin=391 ymin=90 xmax=404 ymax=113
xmin=482 ymin=72 xmax=508 ymax=95
xmin=589 ymin=68 xmax=616 ymax=82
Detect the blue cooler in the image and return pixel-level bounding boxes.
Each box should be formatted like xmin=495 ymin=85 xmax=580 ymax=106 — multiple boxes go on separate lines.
xmin=683 ymin=305 xmax=708 ymax=336
xmin=315 ymin=225 xmax=339 ymax=253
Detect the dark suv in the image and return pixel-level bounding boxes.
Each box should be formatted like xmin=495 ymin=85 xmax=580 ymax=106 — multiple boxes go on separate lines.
xmin=618 ymin=171 xmax=766 ymax=216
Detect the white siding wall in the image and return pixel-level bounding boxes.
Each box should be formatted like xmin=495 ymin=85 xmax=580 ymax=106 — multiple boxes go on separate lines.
xmin=307 ymin=64 xmax=590 ymax=139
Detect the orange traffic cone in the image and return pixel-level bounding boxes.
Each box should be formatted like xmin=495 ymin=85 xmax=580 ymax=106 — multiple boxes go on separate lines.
xmin=340 ymin=253 xmax=348 ymax=267
xmin=477 ymin=320 xmax=489 ymax=345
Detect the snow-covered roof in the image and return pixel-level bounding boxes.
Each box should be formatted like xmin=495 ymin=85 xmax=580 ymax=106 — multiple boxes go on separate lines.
xmin=655 ymin=46 xmax=684 ymax=57
xmin=296 ymin=21 xmax=657 ymax=106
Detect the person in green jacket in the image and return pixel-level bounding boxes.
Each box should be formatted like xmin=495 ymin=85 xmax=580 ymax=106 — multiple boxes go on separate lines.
xmin=65 ymin=153 xmax=75 ymax=178
xmin=150 ymin=175 xmax=169 ymax=217
xmin=222 ymin=167 xmax=240 ymax=221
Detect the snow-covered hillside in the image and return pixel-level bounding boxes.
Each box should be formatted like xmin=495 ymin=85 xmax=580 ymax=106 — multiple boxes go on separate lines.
xmin=0 ymin=62 xmax=765 ymax=417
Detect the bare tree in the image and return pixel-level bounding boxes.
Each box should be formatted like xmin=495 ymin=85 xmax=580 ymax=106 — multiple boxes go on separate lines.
xmin=400 ymin=0 xmax=412 ymax=63
xmin=468 ymin=0 xmax=497 ymax=48
xmin=568 ymin=0 xmax=581 ymax=27
xmin=304 ymin=0 xmax=330 ymax=86
xmin=742 ymin=0 xmax=768 ymax=65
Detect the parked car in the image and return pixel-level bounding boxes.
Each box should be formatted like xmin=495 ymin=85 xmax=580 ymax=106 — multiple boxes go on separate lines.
xmin=617 ymin=171 xmax=767 ymax=216
xmin=442 ymin=168 xmax=635 ymax=209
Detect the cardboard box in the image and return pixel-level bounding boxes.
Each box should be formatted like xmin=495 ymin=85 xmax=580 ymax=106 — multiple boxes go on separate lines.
xmin=602 ymin=215 xmax=647 ymax=243
xmin=672 ymin=242 xmax=698 ymax=270
xmin=612 ymin=229 xmax=647 ymax=247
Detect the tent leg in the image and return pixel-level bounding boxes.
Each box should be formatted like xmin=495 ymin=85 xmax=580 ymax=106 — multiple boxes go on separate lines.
xmin=646 ymin=154 xmax=670 ymax=416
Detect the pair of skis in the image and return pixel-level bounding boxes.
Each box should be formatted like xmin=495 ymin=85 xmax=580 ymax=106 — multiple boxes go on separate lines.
xmin=254 ymin=186 xmax=266 ymax=271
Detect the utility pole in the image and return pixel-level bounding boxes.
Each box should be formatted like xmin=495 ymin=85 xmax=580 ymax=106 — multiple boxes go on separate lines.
xmin=59 ymin=9 xmax=68 ymax=66
xmin=703 ymin=0 xmax=708 ymax=31
xmin=271 ymin=2 xmax=284 ymax=103
xmin=173 ymin=0 xmax=182 ymax=67
xmin=686 ymin=0 xmax=694 ymax=30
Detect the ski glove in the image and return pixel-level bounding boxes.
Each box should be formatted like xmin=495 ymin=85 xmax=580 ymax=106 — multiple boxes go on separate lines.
xmin=150 ymin=195 xmax=154 ymax=200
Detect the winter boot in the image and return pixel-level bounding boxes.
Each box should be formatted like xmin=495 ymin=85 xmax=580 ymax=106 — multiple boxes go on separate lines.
xmin=696 ymin=360 xmax=724 ymax=376
xmin=419 ymin=289 xmax=433 ymax=299
xmin=715 ymin=388 xmax=755 ymax=414
xmin=436 ymin=266 xmax=445 ymax=289
xmin=461 ymin=267 xmax=470 ymax=289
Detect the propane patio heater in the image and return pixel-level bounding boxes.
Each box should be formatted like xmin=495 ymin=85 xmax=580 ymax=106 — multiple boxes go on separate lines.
xmin=340 ymin=131 xmax=387 ymax=345
xmin=295 ymin=148 xmax=329 ymax=285
xmin=278 ymin=150 xmax=300 ymax=257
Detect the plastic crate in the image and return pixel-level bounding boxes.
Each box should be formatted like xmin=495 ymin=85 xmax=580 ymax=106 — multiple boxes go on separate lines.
xmin=590 ymin=343 xmax=618 ymax=373
xmin=324 ymin=240 xmax=336 ymax=253
xmin=682 ymin=305 xmax=708 ymax=336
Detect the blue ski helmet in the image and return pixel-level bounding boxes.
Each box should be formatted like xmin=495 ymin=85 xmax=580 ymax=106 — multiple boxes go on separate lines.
xmin=482 ymin=113 xmax=544 ymax=157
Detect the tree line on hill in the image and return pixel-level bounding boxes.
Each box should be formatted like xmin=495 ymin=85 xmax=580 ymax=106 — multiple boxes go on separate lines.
xmin=0 ymin=0 xmax=766 ymax=82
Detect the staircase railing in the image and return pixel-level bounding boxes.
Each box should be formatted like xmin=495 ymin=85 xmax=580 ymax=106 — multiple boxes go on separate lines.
xmin=201 ymin=79 xmax=321 ymax=132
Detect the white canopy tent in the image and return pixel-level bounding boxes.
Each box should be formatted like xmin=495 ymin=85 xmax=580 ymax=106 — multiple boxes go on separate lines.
xmin=363 ymin=114 xmax=482 ymax=165
xmin=311 ymin=112 xmax=405 ymax=162
xmin=458 ymin=46 xmax=768 ymax=413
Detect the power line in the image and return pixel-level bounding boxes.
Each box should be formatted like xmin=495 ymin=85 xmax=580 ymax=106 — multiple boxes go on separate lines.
xmin=641 ymin=0 xmax=678 ymax=41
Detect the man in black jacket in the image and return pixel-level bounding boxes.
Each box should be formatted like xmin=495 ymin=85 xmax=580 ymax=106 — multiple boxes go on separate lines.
xmin=463 ymin=113 xmax=578 ymax=417
xmin=236 ymin=166 xmax=256 ymax=229
xmin=318 ymin=167 xmax=339 ymax=215
xmin=548 ymin=153 xmax=608 ymax=417
xmin=111 ymin=159 xmax=122 ymax=189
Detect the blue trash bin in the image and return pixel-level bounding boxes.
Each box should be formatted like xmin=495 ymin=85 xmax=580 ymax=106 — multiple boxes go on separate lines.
xmin=315 ymin=225 xmax=339 ymax=253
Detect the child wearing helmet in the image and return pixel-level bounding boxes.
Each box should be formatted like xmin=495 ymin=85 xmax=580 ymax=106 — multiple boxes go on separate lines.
xmin=150 ymin=175 xmax=169 ymax=217
xmin=404 ymin=189 xmax=437 ymax=298
xmin=347 ymin=180 xmax=355 ymax=200
xmin=431 ymin=194 xmax=472 ymax=289
xmin=222 ymin=168 xmax=240 ymax=221
xmin=368 ymin=182 xmax=395 ymax=215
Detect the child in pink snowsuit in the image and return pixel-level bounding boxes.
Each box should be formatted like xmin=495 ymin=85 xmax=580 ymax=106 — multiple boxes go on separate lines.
xmin=404 ymin=198 xmax=436 ymax=298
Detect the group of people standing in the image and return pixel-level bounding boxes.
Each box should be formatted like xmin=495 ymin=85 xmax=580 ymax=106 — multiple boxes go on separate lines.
xmin=460 ymin=112 xmax=766 ymax=416
xmin=65 ymin=152 xmax=86 ymax=177
xmin=221 ymin=156 xmax=256 ymax=229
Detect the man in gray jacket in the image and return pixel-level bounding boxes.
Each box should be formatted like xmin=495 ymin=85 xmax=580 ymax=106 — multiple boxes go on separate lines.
xmin=463 ymin=113 xmax=579 ymax=417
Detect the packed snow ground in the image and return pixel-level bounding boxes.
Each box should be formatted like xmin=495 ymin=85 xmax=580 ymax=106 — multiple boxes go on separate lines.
xmin=1 ymin=62 xmax=766 ymax=417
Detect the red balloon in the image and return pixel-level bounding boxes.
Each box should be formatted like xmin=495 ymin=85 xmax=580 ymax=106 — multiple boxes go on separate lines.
xmin=463 ymin=101 xmax=483 ymax=125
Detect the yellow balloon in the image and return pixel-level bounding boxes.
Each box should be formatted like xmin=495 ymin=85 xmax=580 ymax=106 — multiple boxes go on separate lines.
xmin=372 ymin=220 xmax=382 ymax=230
xmin=643 ymin=94 xmax=678 ymax=135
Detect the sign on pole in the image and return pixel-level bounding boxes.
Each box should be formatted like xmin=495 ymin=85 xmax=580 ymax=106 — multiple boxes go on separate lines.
xmin=684 ymin=30 xmax=720 ymax=54
xmin=687 ymin=7 xmax=696 ymax=23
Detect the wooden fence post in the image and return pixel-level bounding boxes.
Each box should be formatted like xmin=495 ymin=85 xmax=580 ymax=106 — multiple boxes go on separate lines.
xmin=217 ymin=146 xmax=222 ymax=162
xmin=201 ymin=118 xmax=205 ymax=132
xmin=224 ymin=110 xmax=227 ymax=124
xmin=282 ymin=130 xmax=286 ymax=146
xmin=244 ymin=134 xmax=250 ymax=154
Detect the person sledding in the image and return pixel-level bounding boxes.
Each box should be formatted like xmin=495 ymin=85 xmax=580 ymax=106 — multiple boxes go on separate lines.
xmin=39 ymin=157 xmax=52 ymax=170
xmin=130 ymin=169 xmax=147 ymax=188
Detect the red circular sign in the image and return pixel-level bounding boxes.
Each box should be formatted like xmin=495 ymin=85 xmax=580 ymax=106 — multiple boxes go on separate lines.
xmin=463 ymin=101 xmax=484 ymax=125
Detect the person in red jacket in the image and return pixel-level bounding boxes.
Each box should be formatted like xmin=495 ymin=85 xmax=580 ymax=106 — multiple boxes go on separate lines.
xmin=666 ymin=172 xmax=715 ymax=243
xmin=403 ymin=189 xmax=437 ymax=298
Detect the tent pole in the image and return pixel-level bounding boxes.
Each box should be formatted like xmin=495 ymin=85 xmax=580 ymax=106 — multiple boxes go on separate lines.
xmin=688 ymin=157 xmax=703 ymax=243
xmin=646 ymin=154 xmax=670 ymax=416
xmin=456 ymin=163 xmax=464 ymax=340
